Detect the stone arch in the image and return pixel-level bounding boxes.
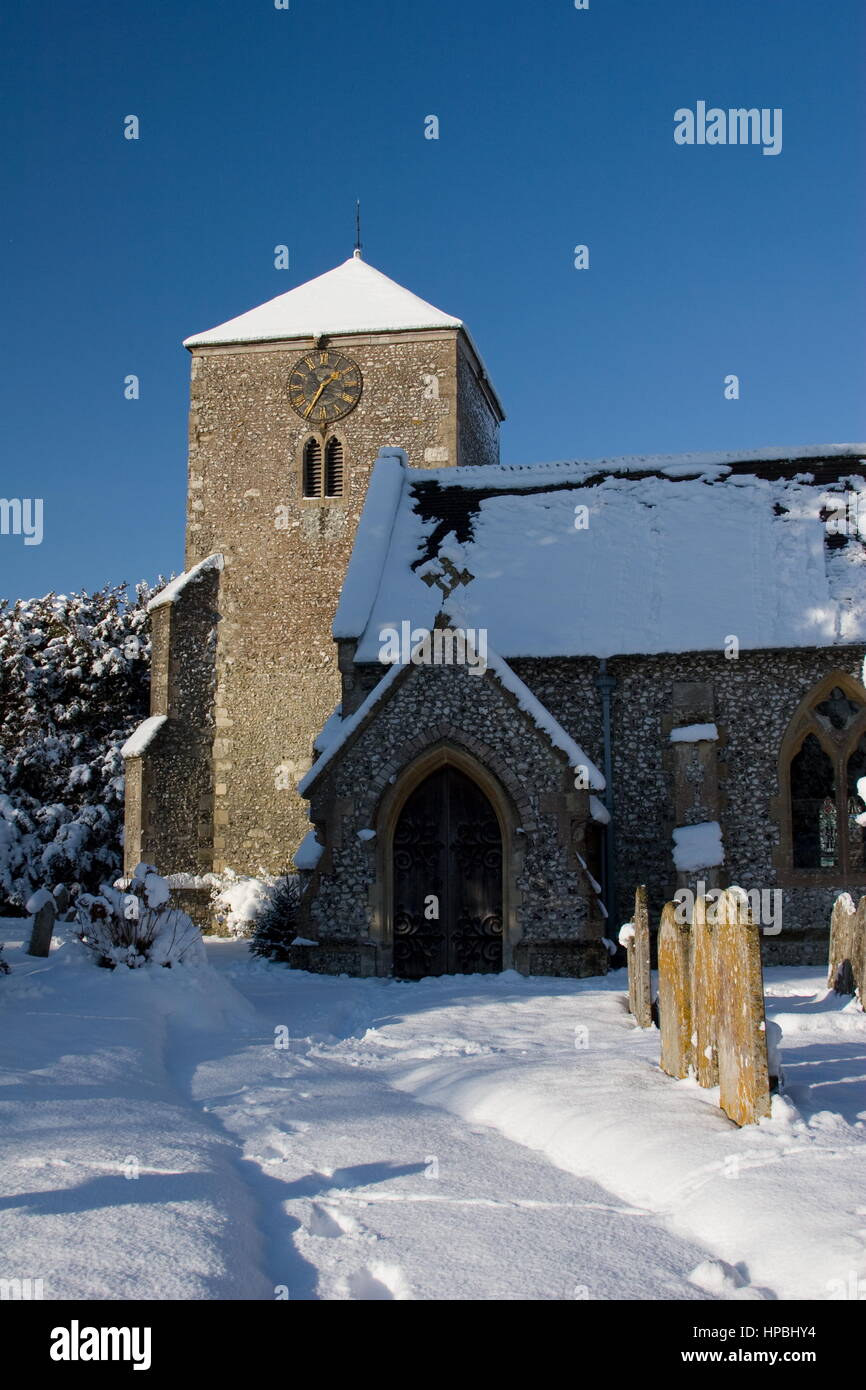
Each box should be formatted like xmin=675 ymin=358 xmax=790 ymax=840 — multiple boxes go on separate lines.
xmin=774 ymin=669 xmax=866 ymax=881
xmin=369 ymin=735 xmax=527 ymax=975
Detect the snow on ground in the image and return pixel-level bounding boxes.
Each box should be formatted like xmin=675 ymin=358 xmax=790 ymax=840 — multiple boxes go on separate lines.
xmin=0 ymin=918 xmax=864 ymax=1301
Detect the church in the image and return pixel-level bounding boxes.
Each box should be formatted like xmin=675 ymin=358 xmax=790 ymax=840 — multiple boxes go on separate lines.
xmin=122 ymin=251 xmax=866 ymax=979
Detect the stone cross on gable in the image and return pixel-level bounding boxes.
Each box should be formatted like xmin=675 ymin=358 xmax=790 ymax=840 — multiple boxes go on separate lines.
xmin=420 ymin=555 xmax=473 ymax=601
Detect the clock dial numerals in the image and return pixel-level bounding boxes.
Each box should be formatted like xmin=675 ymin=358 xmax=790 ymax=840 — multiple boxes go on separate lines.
xmin=287 ymin=351 xmax=363 ymax=424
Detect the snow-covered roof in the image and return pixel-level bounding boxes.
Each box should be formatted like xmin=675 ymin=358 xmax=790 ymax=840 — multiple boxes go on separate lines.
xmin=184 ymin=254 xmax=463 ymax=348
xmin=480 ymin=645 xmax=604 ymax=790
xmin=337 ymin=446 xmax=866 ymax=660
xmin=121 ymin=715 xmax=167 ymax=759
xmin=147 ymin=554 xmax=223 ymax=612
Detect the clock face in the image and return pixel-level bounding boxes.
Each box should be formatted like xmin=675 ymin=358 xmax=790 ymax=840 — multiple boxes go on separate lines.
xmin=287 ymin=350 xmax=363 ymax=425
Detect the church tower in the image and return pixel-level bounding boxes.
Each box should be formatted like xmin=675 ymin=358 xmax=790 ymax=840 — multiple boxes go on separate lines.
xmin=123 ymin=252 xmax=504 ymax=886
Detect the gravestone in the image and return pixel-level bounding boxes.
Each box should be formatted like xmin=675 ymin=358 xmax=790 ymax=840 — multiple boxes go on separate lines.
xmin=828 ymin=892 xmax=861 ymax=999
xmin=27 ymin=889 xmax=57 ymax=958
xmin=631 ymin=885 xmax=652 ymax=1028
xmin=856 ymin=897 xmax=866 ymax=1008
xmin=657 ymin=901 xmax=693 ymax=1078
xmin=714 ymin=888 xmax=772 ymax=1127
xmin=691 ymin=894 xmax=718 ymax=1088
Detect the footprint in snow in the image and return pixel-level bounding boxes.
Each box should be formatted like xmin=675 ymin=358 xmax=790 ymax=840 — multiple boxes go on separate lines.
xmin=342 ymin=1262 xmax=413 ymax=1301
xmin=689 ymin=1259 xmax=773 ymax=1301
xmin=307 ymin=1202 xmax=362 ymax=1239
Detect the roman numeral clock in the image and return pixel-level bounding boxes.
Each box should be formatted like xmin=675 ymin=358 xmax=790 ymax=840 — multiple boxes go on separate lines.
xmin=287 ymin=350 xmax=363 ymax=429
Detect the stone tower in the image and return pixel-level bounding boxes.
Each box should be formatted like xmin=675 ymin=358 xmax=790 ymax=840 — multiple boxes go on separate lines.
xmin=123 ymin=252 xmax=504 ymax=885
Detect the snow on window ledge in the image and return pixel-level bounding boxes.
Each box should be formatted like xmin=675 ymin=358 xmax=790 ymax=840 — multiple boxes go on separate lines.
xmin=669 ymin=723 xmax=719 ymax=743
xmin=672 ymin=821 xmax=725 ymax=872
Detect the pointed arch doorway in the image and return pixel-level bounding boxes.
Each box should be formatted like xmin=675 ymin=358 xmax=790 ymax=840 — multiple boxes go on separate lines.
xmin=391 ymin=764 xmax=503 ymax=979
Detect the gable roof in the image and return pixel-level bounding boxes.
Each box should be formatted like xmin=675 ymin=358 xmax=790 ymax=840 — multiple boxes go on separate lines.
xmin=183 ymin=253 xmax=463 ymax=348
xmin=298 ymin=637 xmax=605 ymax=812
xmin=336 ymin=445 xmax=866 ymax=660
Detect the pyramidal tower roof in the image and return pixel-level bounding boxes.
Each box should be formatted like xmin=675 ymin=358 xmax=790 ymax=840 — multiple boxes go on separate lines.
xmin=184 ymin=252 xmax=463 ymax=348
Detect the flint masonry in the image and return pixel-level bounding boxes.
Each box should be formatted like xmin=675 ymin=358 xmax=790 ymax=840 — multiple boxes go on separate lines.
xmin=123 ymin=253 xmax=503 ymax=892
xmin=123 ymin=251 xmax=866 ymax=977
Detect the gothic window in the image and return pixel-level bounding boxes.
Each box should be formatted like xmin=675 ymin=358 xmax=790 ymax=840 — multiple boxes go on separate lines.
xmin=325 ymin=437 xmax=344 ymax=497
xmin=781 ymin=676 xmax=866 ymax=877
xmin=302 ymin=435 xmax=345 ymax=499
xmin=302 ymin=438 xmax=322 ymax=497
xmin=846 ymin=734 xmax=866 ymax=871
xmin=791 ymin=735 xmax=836 ymax=868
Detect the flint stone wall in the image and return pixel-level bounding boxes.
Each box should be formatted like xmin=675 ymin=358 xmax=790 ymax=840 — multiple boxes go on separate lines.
xmin=509 ymin=648 xmax=866 ymax=965
xmin=300 ymin=661 xmax=605 ymax=977
xmin=124 ymin=565 xmax=220 ymax=879
xmin=183 ymin=330 xmax=501 ymax=871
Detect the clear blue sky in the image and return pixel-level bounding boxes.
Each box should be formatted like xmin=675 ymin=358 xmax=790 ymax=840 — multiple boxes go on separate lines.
xmin=1 ymin=0 xmax=864 ymax=598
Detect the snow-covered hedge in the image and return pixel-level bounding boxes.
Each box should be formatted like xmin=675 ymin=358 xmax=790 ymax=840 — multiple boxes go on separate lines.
xmin=209 ymin=870 xmax=279 ymax=938
xmin=75 ymin=863 xmax=204 ymax=969
xmin=0 ymin=582 xmax=158 ymax=910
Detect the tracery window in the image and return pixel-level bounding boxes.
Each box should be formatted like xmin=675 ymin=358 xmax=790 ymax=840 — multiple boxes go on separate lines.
xmin=782 ymin=677 xmax=866 ymax=875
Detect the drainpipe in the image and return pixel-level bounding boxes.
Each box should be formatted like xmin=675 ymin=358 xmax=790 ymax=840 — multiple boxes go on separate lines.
xmin=594 ymin=659 xmax=617 ymax=927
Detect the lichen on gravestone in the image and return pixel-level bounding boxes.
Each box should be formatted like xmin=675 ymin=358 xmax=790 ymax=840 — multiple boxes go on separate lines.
xmin=714 ymin=888 xmax=772 ymax=1127
xmin=631 ymin=885 xmax=652 ymax=1028
xmin=657 ymin=901 xmax=693 ymax=1079
xmin=828 ymin=892 xmax=859 ymax=997
xmin=691 ymin=894 xmax=718 ymax=1088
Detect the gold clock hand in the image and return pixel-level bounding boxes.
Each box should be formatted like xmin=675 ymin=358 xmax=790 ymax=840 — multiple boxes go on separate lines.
xmin=305 ymin=371 xmax=339 ymax=417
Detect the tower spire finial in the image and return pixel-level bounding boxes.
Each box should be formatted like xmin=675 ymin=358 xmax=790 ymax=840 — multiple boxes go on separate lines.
xmin=354 ymin=200 xmax=362 ymax=258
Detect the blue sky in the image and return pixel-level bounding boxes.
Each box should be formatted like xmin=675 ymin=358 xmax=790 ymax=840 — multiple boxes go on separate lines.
xmin=1 ymin=0 xmax=864 ymax=598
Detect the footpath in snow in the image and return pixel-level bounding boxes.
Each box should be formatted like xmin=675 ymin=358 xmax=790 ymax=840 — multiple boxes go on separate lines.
xmin=0 ymin=921 xmax=864 ymax=1301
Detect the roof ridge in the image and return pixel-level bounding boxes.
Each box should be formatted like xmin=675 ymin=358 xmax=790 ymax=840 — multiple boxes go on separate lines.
xmin=414 ymin=443 xmax=866 ymax=486
xmin=184 ymin=255 xmax=463 ymax=348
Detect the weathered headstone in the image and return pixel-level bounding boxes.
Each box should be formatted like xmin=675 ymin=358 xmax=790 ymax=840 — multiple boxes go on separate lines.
xmin=828 ymin=892 xmax=860 ymax=997
xmin=618 ymin=920 xmax=636 ymax=996
xmin=27 ymin=888 xmax=57 ymax=958
xmin=631 ymin=885 xmax=652 ymax=1028
xmin=657 ymin=901 xmax=693 ymax=1078
xmin=690 ymin=893 xmax=718 ymax=1088
xmin=714 ymin=888 xmax=772 ymax=1127
xmin=855 ymin=897 xmax=866 ymax=1009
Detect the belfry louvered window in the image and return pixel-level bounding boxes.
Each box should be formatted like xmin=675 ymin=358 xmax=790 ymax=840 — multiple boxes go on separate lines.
xmin=302 ymin=435 xmax=345 ymax=499
xmin=325 ymin=437 xmax=344 ymax=497
xmin=302 ymin=438 xmax=323 ymax=497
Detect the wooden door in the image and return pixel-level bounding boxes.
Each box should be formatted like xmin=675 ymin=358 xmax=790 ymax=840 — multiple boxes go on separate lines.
xmin=392 ymin=766 xmax=503 ymax=979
